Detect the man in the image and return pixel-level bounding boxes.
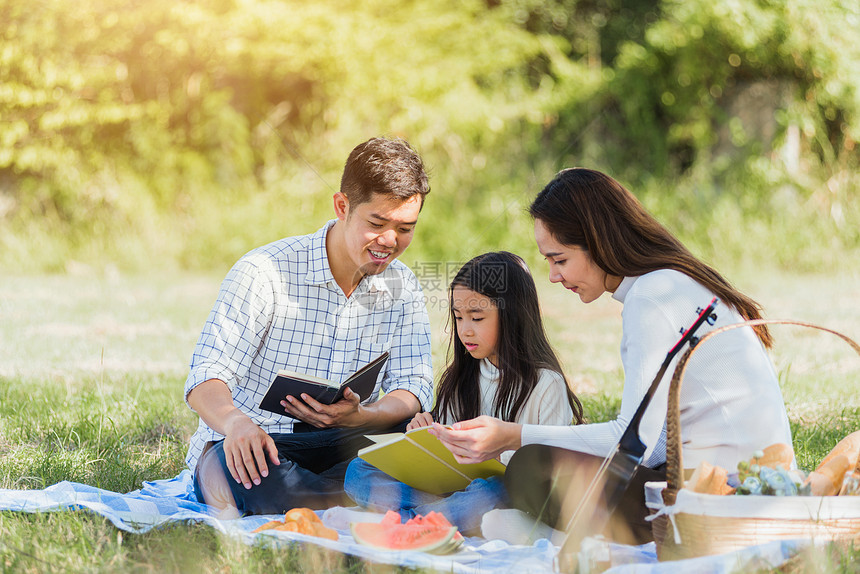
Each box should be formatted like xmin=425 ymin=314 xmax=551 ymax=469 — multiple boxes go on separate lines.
xmin=185 ymin=137 xmax=434 ymax=517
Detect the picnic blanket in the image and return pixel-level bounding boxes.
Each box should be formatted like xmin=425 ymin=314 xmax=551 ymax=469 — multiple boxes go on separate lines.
xmin=0 ymin=471 xmax=809 ymax=573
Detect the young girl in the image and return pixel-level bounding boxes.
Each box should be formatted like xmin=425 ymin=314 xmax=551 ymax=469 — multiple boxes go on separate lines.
xmin=343 ymin=251 xmax=583 ymax=533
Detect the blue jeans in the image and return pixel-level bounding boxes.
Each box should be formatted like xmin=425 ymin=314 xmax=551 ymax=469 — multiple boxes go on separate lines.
xmin=344 ymin=457 xmax=509 ymax=534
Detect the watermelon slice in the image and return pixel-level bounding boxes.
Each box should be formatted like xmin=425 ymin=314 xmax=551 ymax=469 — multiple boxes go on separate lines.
xmin=403 ymin=511 xmax=464 ymax=543
xmin=351 ymin=511 xmax=464 ymax=554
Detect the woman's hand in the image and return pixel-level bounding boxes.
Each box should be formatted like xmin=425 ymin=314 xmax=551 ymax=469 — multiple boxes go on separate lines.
xmin=429 ymin=415 xmax=522 ymax=464
xmin=407 ymin=411 xmax=434 ymax=431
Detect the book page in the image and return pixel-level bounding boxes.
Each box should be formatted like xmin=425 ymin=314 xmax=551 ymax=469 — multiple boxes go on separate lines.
xmin=404 ymin=428 xmax=506 ymax=480
xmin=358 ymin=427 xmax=506 ymax=495
xmin=273 ymin=369 xmax=338 ymax=388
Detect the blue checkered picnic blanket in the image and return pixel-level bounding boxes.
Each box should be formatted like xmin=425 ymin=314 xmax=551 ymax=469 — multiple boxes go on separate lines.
xmin=0 ymin=471 xmax=806 ymax=573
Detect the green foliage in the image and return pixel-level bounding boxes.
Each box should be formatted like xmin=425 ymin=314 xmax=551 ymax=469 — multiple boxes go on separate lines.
xmin=0 ymin=0 xmax=858 ymax=272
xmin=520 ymin=0 xmax=860 ymax=180
xmin=765 ymin=541 xmax=860 ymax=574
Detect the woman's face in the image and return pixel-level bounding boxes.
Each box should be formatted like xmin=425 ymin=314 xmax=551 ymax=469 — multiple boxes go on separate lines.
xmin=534 ymin=218 xmax=621 ymax=304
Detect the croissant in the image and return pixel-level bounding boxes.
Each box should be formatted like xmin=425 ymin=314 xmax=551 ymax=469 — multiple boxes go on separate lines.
xmin=252 ymin=507 xmax=339 ymax=540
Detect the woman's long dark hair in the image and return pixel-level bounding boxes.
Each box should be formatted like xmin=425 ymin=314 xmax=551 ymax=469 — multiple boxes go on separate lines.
xmin=529 ymin=168 xmax=772 ymax=347
xmin=432 ymin=251 xmax=584 ymax=424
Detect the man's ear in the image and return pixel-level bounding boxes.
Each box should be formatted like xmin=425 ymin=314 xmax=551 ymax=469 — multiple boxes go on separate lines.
xmin=333 ymin=191 xmax=350 ymax=221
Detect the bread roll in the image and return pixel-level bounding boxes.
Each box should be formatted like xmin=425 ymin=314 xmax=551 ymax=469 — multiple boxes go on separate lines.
xmin=686 ymin=460 xmax=735 ymax=495
xmin=252 ymin=519 xmax=286 ymax=533
xmin=251 ymin=507 xmax=338 ymax=539
xmin=750 ymin=443 xmax=794 ymax=470
xmin=818 ymin=431 xmax=860 ymax=472
xmin=807 ymin=454 xmax=852 ymax=496
xmin=285 ymin=507 xmax=322 ymax=524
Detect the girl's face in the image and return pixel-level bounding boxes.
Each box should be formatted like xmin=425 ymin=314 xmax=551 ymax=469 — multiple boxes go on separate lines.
xmin=534 ymin=218 xmax=621 ymax=304
xmin=451 ymin=286 xmax=500 ymax=367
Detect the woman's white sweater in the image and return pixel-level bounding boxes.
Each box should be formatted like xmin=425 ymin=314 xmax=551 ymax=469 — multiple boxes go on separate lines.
xmin=521 ymin=269 xmax=793 ymax=471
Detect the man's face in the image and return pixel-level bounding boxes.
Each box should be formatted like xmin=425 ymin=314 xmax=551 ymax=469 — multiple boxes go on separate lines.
xmin=335 ymin=191 xmax=422 ymax=277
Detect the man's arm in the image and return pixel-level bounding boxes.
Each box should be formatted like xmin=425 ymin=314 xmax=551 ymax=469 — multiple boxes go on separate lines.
xmin=187 ymin=379 xmax=280 ymax=490
xmin=184 ymin=257 xmax=281 ymax=484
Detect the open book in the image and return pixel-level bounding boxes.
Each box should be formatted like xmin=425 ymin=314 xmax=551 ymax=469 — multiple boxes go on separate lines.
xmin=358 ymin=426 xmax=506 ymax=495
xmin=258 ymin=352 xmax=389 ymax=415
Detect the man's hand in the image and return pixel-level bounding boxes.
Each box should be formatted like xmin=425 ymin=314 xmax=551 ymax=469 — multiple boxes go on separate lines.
xmin=187 ymin=379 xmax=280 ymax=491
xmin=280 ymin=388 xmax=421 ymax=430
xmin=428 ymin=415 xmax=522 ymax=464
xmin=222 ymin=411 xmax=281 ymax=490
xmin=280 ymin=387 xmax=364 ymax=428
xmin=407 ymin=411 xmax=434 ymax=431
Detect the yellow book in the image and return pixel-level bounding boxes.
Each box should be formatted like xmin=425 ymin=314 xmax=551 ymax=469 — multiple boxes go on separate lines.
xmin=358 ymin=426 xmax=506 ymax=495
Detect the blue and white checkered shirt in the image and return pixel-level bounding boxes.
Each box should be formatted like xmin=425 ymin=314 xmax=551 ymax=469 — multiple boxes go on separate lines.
xmin=184 ymin=220 xmax=434 ymax=470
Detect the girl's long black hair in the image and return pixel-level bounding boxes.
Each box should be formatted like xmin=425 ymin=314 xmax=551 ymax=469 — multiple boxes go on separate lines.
xmin=432 ymin=251 xmax=584 ymax=425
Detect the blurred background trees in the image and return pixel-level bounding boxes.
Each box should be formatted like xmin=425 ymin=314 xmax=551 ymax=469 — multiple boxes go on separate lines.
xmin=1 ymin=0 xmax=857 ymax=273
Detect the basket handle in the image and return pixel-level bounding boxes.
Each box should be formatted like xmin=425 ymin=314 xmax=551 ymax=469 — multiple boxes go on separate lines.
xmin=663 ymin=319 xmax=860 ymax=504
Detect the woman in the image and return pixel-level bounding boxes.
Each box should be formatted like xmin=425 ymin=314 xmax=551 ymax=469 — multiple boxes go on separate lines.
xmin=429 ymin=168 xmax=793 ymax=544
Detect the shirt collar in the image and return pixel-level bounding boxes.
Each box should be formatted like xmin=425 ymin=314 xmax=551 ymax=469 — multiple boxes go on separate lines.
xmin=611 ymin=275 xmax=638 ymax=304
xmin=305 ymin=220 xmax=337 ymax=286
xmin=363 ymin=269 xmax=394 ymax=296
xmin=479 ymin=358 xmax=499 ymax=380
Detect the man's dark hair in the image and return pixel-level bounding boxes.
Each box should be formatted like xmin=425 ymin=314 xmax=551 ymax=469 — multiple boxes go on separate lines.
xmin=340 ymin=137 xmax=430 ymax=209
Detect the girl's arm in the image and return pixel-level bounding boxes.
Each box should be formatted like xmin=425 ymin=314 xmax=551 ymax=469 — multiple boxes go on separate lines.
xmin=429 ymin=416 xmax=522 ymax=464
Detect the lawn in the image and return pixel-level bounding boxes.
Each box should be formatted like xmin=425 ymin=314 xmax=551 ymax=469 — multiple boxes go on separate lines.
xmin=1 ymin=266 xmax=858 ymax=572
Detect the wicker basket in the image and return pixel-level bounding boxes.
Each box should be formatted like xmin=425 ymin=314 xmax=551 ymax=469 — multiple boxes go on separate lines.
xmin=651 ymin=319 xmax=860 ymax=560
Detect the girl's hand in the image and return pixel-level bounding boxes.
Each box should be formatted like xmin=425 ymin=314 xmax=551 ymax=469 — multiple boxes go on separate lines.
xmin=429 ymin=415 xmax=522 ymax=464
xmin=407 ymin=411 xmax=434 ymax=431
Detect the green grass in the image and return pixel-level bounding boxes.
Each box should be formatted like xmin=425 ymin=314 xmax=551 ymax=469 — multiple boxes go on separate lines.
xmin=0 ymin=374 xmax=188 ymax=492
xmin=1 ymin=268 xmax=859 ymax=572
xmin=0 ymin=511 xmax=414 ymax=573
